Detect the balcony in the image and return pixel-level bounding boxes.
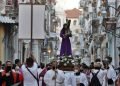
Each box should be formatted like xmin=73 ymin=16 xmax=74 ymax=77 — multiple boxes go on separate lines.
xmin=19 ymin=0 xmax=46 ymax=5
xmin=80 ymin=0 xmax=92 ymax=7
xmin=92 ymin=0 xmax=97 ymax=7
xmin=92 ymin=19 xmax=100 ymax=33
xmin=102 ymin=17 xmax=117 ymax=31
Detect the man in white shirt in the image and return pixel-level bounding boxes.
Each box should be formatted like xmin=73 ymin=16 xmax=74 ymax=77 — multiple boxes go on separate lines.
xmin=21 ymin=57 xmax=38 ymax=86
xmin=44 ymin=60 xmax=65 ymax=86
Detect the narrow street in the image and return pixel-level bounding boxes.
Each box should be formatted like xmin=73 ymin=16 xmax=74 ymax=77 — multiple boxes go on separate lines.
xmin=0 ymin=0 xmax=120 ymax=86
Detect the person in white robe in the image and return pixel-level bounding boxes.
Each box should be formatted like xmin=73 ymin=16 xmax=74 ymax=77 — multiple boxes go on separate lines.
xmin=64 ymin=71 xmax=73 ymax=86
xmin=103 ymin=56 xmax=117 ymax=86
xmin=44 ymin=60 xmax=65 ymax=86
xmin=90 ymin=62 xmax=106 ymax=86
xmin=69 ymin=65 xmax=88 ymax=86
xmin=106 ymin=65 xmax=116 ymax=86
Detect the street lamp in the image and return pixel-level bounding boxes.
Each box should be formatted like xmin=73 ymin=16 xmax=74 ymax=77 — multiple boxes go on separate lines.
xmin=47 ymin=48 xmax=51 ymax=63
xmin=48 ymin=49 xmax=51 ymax=53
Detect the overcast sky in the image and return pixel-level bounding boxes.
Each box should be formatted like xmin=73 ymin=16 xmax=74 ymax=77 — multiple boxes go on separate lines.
xmin=56 ymin=0 xmax=80 ymax=10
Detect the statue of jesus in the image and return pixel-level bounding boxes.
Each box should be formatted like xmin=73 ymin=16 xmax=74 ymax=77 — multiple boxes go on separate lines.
xmin=60 ymin=23 xmax=72 ymax=56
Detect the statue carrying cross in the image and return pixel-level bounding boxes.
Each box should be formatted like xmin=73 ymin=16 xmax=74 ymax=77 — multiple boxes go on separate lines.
xmin=60 ymin=19 xmax=72 ymax=57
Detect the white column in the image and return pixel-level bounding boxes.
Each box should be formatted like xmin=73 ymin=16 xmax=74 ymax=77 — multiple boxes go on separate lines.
xmin=33 ymin=40 xmax=39 ymax=63
xmin=97 ymin=48 xmax=101 ymax=58
xmin=91 ymin=54 xmax=94 ymax=62
xmin=112 ymin=35 xmax=115 ymax=65
xmin=13 ymin=34 xmax=18 ymax=61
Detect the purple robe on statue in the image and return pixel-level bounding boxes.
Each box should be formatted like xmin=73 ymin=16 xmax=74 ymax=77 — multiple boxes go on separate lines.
xmin=60 ymin=29 xmax=72 ymax=56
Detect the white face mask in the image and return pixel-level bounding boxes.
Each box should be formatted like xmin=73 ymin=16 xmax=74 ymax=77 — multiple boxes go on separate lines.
xmin=74 ymin=69 xmax=79 ymax=73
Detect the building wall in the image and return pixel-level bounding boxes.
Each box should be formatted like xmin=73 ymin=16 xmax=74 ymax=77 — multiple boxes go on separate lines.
xmin=116 ymin=0 xmax=120 ymax=66
xmin=116 ymin=35 xmax=120 ymax=66
xmin=106 ymin=0 xmax=119 ymax=66
xmin=79 ymin=0 xmax=120 ymax=66
xmin=13 ymin=32 xmax=18 ymax=61
xmin=0 ymin=24 xmax=5 ymax=62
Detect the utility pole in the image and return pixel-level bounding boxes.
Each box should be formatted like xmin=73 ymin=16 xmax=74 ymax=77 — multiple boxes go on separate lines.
xmin=30 ymin=0 xmax=33 ymax=54
xmin=114 ymin=0 xmax=117 ymax=66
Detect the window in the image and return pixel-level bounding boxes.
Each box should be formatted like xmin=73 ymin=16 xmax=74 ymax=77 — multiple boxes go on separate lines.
xmin=73 ymin=20 xmax=77 ymax=25
xmin=6 ymin=0 xmax=13 ymax=5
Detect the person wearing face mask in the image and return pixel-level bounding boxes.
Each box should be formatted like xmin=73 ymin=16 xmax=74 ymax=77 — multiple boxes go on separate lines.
xmin=44 ymin=60 xmax=65 ymax=86
xmin=70 ymin=65 xmax=88 ymax=86
xmin=2 ymin=61 xmax=23 ymax=86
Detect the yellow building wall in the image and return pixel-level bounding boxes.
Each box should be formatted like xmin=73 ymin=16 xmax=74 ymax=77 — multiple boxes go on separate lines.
xmin=0 ymin=24 xmax=5 ymax=62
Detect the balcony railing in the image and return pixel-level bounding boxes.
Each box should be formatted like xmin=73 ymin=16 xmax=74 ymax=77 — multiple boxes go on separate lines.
xmin=103 ymin=17 xmax=117 ymax=31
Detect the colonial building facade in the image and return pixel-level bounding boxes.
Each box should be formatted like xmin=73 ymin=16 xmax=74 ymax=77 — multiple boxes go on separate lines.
xmin=80 ymin=0 xmax=120 ymax=66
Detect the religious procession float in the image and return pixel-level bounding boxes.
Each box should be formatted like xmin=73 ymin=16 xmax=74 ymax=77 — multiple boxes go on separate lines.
xmin=57 ymin=19 xmax=82 ymax=71
xmin=58 ymin=56 xmax=81 ymax=71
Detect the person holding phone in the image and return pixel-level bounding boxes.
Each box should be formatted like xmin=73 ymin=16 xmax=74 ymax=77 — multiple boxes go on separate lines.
xmin=2 ymin=61 xmax=23 ymax=86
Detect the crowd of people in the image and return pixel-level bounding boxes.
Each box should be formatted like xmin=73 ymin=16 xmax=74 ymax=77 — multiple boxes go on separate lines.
xmin=0 ymin=55 xmax=120 ymax=86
